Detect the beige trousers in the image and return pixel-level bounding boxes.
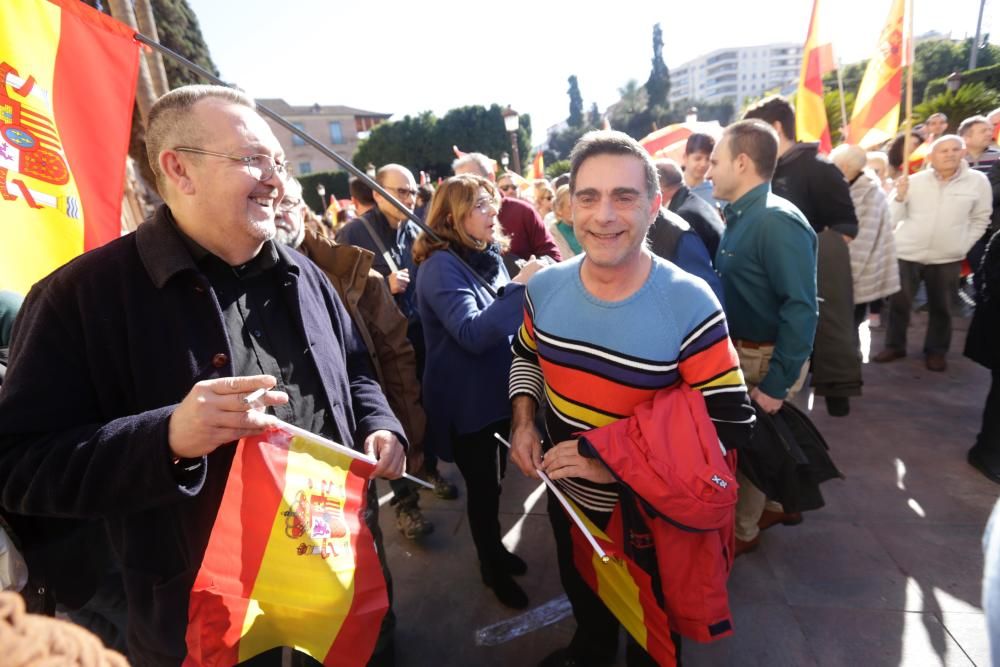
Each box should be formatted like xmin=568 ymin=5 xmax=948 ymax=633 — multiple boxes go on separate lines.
xmin=733 ymin=343 xmax=809 ymax=542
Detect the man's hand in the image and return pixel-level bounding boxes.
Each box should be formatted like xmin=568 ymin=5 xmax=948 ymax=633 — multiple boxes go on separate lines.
xmin=364 ymin=430 xmax=405 ymax=480
xmin=750 ymin=386 xmax=784 ymax=415
xmin=510 ymin=423 xmax=544 ymax=479
xmin=387 ymin=269 xmax=410 ymax=295
xmin=894 ymin=174 xmax=909 ymax=202
xmin=168 ymin=375 xmax=288 ymax=459
xmin=540 ymin=439 xmax=615 ymax=484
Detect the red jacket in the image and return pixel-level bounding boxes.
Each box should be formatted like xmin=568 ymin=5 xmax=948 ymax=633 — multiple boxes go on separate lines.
xmin=580 ymin=383 xmax=738 ymax=643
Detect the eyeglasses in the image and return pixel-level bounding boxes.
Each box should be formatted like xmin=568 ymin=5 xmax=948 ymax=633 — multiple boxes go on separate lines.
xmin=499 ymin=184 xmax=517 ymax=193
xmin=473 ymin=197 xmax=500 ymax=215
xmin=387 ymin=186 xmax=419 ymax=199
xmin=277 ymin=198 xmax=302 ymax=213
xmin=173 ymin=147 xmax=289 ymax=182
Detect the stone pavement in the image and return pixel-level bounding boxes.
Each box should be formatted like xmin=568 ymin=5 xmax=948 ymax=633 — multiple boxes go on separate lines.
xmin=378 ymin=313 xmax=997 ymax=666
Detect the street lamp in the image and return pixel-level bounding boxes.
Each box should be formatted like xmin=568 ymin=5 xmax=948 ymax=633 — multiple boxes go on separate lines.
xmin=502 ymin=106 xmax=522 ymax=176
xmin=685 ymin=106 xmax=699 ymax=124
xmin=315 ymin=183 xmax=326 ymax=213
xmin=500 ymin=152 xmax=509 ymax=171
xmin=946 ymin=72 xmax=963 ymax=93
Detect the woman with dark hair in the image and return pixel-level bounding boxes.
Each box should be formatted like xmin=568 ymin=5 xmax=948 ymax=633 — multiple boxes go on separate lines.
xmin=412 ymin=174 xmax=545 ymax=609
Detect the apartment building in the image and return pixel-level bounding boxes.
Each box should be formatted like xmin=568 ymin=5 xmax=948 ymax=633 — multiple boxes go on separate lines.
xmin=669 ymin=43 xmax=803 ymax=110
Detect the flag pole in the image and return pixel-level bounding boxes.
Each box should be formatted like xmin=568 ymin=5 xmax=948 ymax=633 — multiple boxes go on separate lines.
xmin=901 ymin=0 xmax=915 ymax=170
xmin=835 ymin=58 xmax=849 ymax=144
xmin=131 ymin=32 xmax=498 ymax=297
xmin=494 ymin=433 xmax=610 ymax=563
xmin=273 ymin=418 xmax=434 ymax=490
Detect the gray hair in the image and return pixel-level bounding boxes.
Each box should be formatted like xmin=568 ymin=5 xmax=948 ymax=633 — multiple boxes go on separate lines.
xmin=452 ymin=152 xmax=494 ymax=177
xmin=146 ymin=85 xmax=256 ymax=188
xmin=930 ymin=134 xmax=965 ymax=151
xmin=958 ymin=114 xmax=990 ymax=137
xmin=829 ymin=144 xmax=867 ymax=175
xmin=569 ymin=130 xmax=659 ymax=198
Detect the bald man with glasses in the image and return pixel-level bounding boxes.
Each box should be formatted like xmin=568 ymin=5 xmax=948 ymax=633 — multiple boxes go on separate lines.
xmin=0 ymin=85 xmax=406 ymax=665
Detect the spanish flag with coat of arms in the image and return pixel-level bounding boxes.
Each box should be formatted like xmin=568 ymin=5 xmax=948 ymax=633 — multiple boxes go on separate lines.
xmin=0 ymin=0 xmax=138 ymax=295
xmin=185 ymin=427 xmax=388 ymax=666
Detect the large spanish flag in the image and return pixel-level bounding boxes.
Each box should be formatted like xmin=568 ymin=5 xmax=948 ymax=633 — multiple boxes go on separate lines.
xmin=0 ymin=0 xmax=138 ymax=296
xmin=185 ymin=427 xmax=388 ymax=667
xmin=568 ymin=500 xmax=677 ymax=667
xmin=796 ymin=0 xmax=835 ymax=153
xmin=846 ymin=0 xmax=912 ymax=147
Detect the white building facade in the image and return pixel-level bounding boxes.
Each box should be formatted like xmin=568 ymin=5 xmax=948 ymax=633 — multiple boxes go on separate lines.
xmin=669 ymin=43 xmax=803 ymax=110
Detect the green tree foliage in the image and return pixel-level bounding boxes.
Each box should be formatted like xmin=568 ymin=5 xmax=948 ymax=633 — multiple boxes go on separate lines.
xmin=644 ymin=23 xmax=671 ymax=111
xmin=546 ymin=125 xmax=592 ymax=162
xmin=568 ymin=75 xmax=584 ymax=128
xmin=914 ymin=82 xmax=1000 ymax=131
xmin=588 ymin=102 xmax=602 ymax=127
xmin=545 ymin=160 xmax=571 ymax=180
xmin=824 ymin=89 xmax=857 ymax=146
xmin=150 ymin=0 xmax=220 ymax=87
xmin=925 ymin=62 xmax=1000 ymax=100
xmin=352 ymin=105 xmax=532 ymax=180
xmin=296 ymin=171 xmax=350 ymax=213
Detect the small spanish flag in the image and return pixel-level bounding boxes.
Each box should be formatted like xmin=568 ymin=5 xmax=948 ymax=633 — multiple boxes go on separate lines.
xmin=0 ymin=0 xmax=138 ymax=295
xmin=528 ymin=151 xmax=545 ymax=180
xmin=185 ymin=427 xmax=388 ymax=666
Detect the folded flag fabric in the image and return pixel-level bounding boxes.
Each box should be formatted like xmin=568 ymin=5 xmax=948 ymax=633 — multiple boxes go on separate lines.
xmin=185 ymin=427 xmax=388 ymax=667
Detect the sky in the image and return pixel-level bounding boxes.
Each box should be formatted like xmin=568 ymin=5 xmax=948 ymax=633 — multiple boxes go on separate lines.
xmin=186 ymin=0 xmax=993 ymax=144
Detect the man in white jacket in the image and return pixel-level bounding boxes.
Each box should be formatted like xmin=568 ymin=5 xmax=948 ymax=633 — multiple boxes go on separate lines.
xmin=874 ymin=135 xmax=992 ymax=371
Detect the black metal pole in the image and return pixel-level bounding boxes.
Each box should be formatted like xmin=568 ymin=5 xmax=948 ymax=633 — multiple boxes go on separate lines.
xmin=132 ymin=32 xmax=497 ymax=296
xmin=508 ymin=131 xmax=522 ymax=176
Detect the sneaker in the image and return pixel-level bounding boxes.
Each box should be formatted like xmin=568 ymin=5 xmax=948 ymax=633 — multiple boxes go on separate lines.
xmin=393 ymin=497 xmax=434 ymax=540
xmin=420 ymin=468 xmax=459 ymax=500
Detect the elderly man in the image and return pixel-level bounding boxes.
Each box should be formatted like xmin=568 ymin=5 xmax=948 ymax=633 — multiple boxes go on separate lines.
xmin=655 ymin=158 xmax=724 ymax=260
xmin=875 ymin=135 xmax=993 ymax=371
xmin=708 ymin=119 xmax=818 ymax=555
xmin=452 ymin=152 xmax=562 ymax=263
xmin=0 ymin=85 xmax=406 ymax=665
xmin=509 ymin=130 xmax=753 ymax=667
xmin=276 ymin=178 xmax=435 ymax=540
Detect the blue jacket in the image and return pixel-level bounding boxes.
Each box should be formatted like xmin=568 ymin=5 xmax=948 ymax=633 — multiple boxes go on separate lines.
xmin=415 ymin=249 xmax=526 ymax=459
xmin=0 ymin=206 xmax=403 ymax=665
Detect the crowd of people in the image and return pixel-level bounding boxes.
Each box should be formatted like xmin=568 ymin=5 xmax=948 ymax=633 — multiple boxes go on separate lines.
xmin=0 ymin=82 xmax=998 ymax=667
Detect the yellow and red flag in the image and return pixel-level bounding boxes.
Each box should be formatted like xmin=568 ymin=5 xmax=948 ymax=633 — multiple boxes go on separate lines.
xmin=847 ymin=0 xmax=913 ymax=147
xmin=0 ymin=0 xmax=138 ymax=295
xmin=796 ymin=0 xmax=835 ymax=153
xmin=528 ymin=151 xmax=544 ymax=180
xmin=568 ymin=501 xmax=678 ymax=666
xmin=185 ymin=427 xmax=388 ymax=667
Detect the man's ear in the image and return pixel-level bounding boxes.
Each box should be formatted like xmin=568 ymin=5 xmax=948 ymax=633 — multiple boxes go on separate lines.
xmin=159 ymin=150 xmax=195 ymax=195
xmin=648 ymin=190 xmax=663 ymax=219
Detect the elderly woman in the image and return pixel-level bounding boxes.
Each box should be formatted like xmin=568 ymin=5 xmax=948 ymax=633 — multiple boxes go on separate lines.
xmin=412 ymin=174 xmax=544 ymax=609
xmin=830 ymin=144 xmax=901 ymax=329
xmin=545 ymin=184 xmax=582 ymax=259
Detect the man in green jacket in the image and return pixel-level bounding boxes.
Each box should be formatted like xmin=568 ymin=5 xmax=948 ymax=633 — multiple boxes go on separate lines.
xmin=709 ymin=120 xmax=819 ymax=556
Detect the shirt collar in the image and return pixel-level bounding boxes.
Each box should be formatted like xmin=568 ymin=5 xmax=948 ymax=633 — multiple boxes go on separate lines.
xmin=722 ymin=182 xmax=770 ymax=223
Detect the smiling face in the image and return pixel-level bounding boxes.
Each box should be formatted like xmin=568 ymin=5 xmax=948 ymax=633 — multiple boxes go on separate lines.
xmin=571 ymin=153 xmax=660 ymax=270
xmin=179 ymin=98 xmax=285 ymax=263
xmin=460 ymin=186 xmax=501 ymax=245
xmin=683 ymin=150 xmax=712 ymax=185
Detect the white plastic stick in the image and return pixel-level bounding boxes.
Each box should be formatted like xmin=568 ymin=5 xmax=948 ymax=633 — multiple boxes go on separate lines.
xmin=273 ymin=418 xmax=433 ymax=490
xmin=494 ymin=433 xmax=609 ymax=563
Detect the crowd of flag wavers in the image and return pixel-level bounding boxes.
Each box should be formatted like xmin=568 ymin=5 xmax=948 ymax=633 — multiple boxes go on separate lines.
xmin=0 ymin=82 xmax=999 ymax=666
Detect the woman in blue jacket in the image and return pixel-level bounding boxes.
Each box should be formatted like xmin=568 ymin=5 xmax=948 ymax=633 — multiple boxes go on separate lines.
xmin=413 ymin=174 xmax=544 ymax=609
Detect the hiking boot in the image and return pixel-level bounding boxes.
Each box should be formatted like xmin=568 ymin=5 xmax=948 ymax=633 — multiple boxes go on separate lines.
xmin=419 ymin=468 xmax=459 ymax=500
xmin=393 ymin=495 xmax=434 ymax=540
xmin=873 ymin=348 xmax=906 ymax=363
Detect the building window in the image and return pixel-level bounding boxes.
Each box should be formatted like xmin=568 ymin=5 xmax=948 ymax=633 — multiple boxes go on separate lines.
xmin=299 ymin=162 xmax=312 ymax=175
xmin=329 ymin=121 xmax=343 ymax=144
xmin=292 ymin=122 xmax=306 ymax=146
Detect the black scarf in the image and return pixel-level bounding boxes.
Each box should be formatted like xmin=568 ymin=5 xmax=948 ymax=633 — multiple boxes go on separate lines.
xmin=457 ymin=242 xmax=503 ymax=285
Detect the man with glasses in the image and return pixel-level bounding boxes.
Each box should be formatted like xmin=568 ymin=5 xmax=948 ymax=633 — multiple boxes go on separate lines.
xmin=0 ymin=85 xmax=406 ymax=666
xmin=336 ymin=164 xmax=459 ymax=500
xmin=453 ymin=152 xmax=562 ymax=265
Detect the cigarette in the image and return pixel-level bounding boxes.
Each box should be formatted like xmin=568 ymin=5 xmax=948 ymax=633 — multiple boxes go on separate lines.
xmin=243 ymin=387 xmax=268 ymax=405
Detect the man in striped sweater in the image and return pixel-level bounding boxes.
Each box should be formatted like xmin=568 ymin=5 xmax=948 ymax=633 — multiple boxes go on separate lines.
xmin=508 ymin=130 xmax=754 ymax=667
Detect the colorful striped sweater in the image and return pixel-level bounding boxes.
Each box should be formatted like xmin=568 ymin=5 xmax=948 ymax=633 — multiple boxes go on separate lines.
xmin=509 ymin=254 xmax=754 ymax=513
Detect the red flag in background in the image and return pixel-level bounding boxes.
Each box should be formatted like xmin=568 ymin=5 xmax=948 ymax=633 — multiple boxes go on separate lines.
xmin=529 ymin=151 xmax=544 ymax=180
xmin=0 ymin=0 xmax=138 ymax=295
xmin=795 ymin=0 xmax=835 ymax=153
xmin=185 ymin=427 xmax=388 ymax=667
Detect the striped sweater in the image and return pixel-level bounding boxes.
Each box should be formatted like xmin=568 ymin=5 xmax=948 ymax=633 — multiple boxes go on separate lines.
xmin=509 ymin=254 xmax=754 ymax=514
